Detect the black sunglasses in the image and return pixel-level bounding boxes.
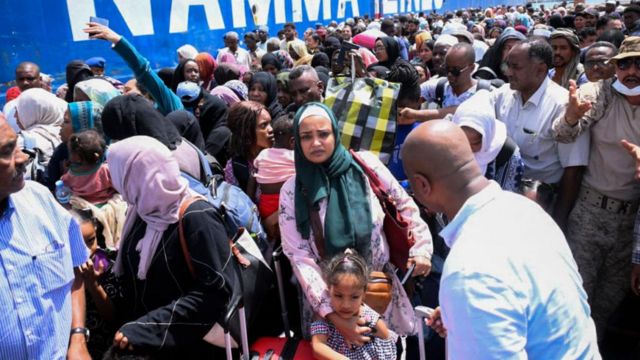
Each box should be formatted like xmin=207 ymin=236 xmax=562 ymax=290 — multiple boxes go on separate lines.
xmin=445 ymin=64 xmax=471 ymax=77
xmin=617 ymin=57 xmax=640 ymax=71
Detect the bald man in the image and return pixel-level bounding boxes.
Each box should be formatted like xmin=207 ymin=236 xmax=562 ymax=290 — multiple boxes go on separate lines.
xmin=402 ymin=120 xmax=600 ymax=359
xmin=15 ymin=62 xmax=42 ymax=91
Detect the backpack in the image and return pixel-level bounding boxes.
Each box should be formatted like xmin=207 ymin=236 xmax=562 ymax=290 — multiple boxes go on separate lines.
xmin=22 ymin=134 xmax=54 ymax=185
xmin=180 ymin=141 xmax=268 ymax=255
xmin=434 ymin=78 xmax=501 ymax=108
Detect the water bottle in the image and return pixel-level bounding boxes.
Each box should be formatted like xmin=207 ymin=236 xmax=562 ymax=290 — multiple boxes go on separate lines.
xmin=55 ymin=180 xmax=71 ymax=206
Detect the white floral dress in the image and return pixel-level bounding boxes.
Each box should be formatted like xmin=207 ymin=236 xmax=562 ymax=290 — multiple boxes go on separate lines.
xmin=279 ymin=151 xmax=433 ymax=337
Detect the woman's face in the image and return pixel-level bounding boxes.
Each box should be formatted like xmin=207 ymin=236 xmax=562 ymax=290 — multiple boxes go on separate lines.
xmin=299 ymin=114 xmax=335 ymax=164
xmin=255 ymin=109 xmax=274 ymax=151
xmin=419 ymin=43 xmax=433 ymax=63
xmin=461 ymin=126 xmax=483 ymax=153
xmin=263 ymin=63 xmax=278 ymax=76
xmin=249 ymin=82 xmax=269 ymax=105
xmin=61 ymin=109 xmax=73 ymax=143
xmin=375 ymin=40 xmax=388 ymax=62
xmin=277 ymin=82 xmax=292 ymax=108
xmin=184 ymin=61 xmax=200 ymax=83
xmin=305 ymin=37 xmax=318 ymax=50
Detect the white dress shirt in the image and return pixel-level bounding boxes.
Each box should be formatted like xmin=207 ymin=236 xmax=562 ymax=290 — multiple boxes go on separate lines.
xmin=216 ymin=47 xmax=252 ymax=68
xmin=490 ymin=77 xmax=590 ymax=183
xmin=439 ymin=182 xmax=600 ymax=360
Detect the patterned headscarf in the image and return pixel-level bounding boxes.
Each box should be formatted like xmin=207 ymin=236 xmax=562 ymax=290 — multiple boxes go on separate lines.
xmin=550 ymin=28 xmax=583 ymax=89
xmin=74 ymin=78 xmax=121 ymax=107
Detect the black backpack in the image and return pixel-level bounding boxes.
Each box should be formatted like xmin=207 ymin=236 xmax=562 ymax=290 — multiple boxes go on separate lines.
xmin=434 ymin=78 xmax=503 ymax=108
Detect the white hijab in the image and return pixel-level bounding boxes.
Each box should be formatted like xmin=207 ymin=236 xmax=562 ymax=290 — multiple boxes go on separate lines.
xmin=452 ymin=90 xmax=506 ymax=174
xmin=15 ymin=88 xmax=67 ymax=161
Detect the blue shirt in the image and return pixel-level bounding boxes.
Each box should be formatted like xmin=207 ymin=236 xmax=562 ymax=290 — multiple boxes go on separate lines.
xmin=0 ymin=181 xmax=88 ymax=360
xmin=439 ymin=182 xmax=600 ymax=359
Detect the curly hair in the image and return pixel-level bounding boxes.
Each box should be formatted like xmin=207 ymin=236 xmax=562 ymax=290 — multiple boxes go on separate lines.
xmin=227 ymin=101 xmax=267 ymax=159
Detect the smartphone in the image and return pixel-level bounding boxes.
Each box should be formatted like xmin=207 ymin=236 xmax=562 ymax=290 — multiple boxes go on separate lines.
xmin=90 ymin=16 xmax=109 ymax=27
xmin=92 ymin=248 xmax=110 ymax=271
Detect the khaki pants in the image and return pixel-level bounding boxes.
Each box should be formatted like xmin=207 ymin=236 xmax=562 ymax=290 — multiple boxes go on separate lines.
xmin=566 ymin=189 xmax=636 ymax=341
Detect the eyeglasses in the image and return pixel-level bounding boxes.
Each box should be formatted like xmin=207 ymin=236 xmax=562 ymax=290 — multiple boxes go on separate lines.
xmin=445 ymin=64 xmax=471 ymax=77
xmin=584 ymin=59 xmax=609 ymax=69
xmin=617 ymin=57 xmax=640 ymax=71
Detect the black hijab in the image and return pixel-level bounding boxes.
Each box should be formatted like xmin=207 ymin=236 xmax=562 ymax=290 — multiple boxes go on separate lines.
xmin=198 ymin=92 xmax=228 ymax=138
xmin=214 ymin=64 xmax=241 ymax=86
xmin=376 ymin=36 xmax=401 ymax=68
xmin=479 ymin=27 xmax=526 ymax=82
xmin=166 ymin=110 xmax=206 ymax=151
xmin=172 ymin=59 xmax=198 ymax=92
xmin=198 ymin=94 xmax=231 ymax=165
xmin=311 ymin=52 xmax=331 ymax=68
xmin=102 ymin=95 xmax=182 ymax=150
xmin=250 ymin=72 xmax=286 ymax=121
xmin=65 ymin=60 xmax=94 ymax=102
xmin=261 ymin=53 xmax=282 ymax=71
xmin=157 ymin=67 xmax=175 ymax=89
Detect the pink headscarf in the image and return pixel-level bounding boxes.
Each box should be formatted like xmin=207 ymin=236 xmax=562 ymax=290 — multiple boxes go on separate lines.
xmin=109 ymin=136 xmax=199 ymax=279
xmin=210 ymin=85 xmax=242 ymax=107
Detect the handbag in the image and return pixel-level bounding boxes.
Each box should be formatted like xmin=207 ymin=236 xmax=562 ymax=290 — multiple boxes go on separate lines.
xmin=178 ymin=197 xmax=273 ymax=348
xmin=350 ymin=149 xmax=415 ymax=271
xmin=309 ymin=204 xmax=393 ymax=315
xmin=324 ymin=76 xmax=401 ymax=164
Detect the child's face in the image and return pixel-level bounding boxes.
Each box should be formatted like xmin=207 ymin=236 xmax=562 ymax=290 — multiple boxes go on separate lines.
xmin=329 ymin=274 xmax=365 ymax=319
xmin=80 ymin=221 xmax=98 ymax=254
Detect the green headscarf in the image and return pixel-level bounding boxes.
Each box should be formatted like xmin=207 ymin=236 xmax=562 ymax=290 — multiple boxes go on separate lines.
xmin=293 ymin=102 xmax=373 ymax=260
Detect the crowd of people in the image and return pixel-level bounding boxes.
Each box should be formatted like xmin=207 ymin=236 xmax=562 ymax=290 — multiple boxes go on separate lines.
xmin=2 ymin=0 xmax=640 ymax=359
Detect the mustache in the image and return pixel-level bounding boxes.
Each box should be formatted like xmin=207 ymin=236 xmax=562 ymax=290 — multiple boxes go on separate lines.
xmin=623 ymin=76 xmax=640 ymax=83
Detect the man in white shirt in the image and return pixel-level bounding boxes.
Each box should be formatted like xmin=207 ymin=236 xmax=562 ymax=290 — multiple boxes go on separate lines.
xmin=491 ymin=39 xmax=590 ymax=229
xmin=402 ymin=120 xmax=600 ymax=360
xmin=400 ymin=43 xmax=487 ymax=122
xmin=280 ymin=23 xmax=304 ymax=55
xmin=216 ymin=32 xmax=251 ymax=68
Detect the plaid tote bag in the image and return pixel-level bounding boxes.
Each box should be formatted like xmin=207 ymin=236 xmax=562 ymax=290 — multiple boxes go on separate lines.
xmin=324 ymin=76 xmax=401 ymax=164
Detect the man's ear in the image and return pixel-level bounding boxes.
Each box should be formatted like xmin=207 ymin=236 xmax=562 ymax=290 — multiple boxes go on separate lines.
xmin=317 ymin=80 xmax=325 ymax=94
xmin=411 ymin=172 xmax=432 ymax=201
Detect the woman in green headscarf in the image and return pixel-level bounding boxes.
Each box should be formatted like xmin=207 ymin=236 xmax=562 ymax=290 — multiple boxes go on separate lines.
xmin=278 ymin=102 xmax=433 ymax=341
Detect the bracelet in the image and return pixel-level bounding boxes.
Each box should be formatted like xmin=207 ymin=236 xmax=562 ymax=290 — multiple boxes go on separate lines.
xmin=70 ymin=327 xmax=90 ymax=343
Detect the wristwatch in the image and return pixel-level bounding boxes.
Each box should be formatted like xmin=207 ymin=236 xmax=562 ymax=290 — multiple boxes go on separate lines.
xmin=70 ymin=327 xmax=90 ymax=342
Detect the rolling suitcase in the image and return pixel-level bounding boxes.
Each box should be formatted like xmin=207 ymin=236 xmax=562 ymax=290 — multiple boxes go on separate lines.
xmin=248 ymin=246 xmax=316 ymax=359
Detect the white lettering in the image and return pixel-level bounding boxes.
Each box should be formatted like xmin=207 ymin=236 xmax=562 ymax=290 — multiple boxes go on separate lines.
xmin=231 ymin=0 xmax=274 ymax=28
xmin=382 ymin=0 xmax=397 ymax=15
xmin=170 ymin=0 xmax=225 ymax=33
xmin=422 ymin=0 xmax=432 ymax=11
xmin=274 ymin=0 xmax=286 ymax=23
xmin=292 ymin=0 xmax=331 ymax=22
xmin=67 ymin=0 xmax=96 ymax=41
xmin=433 ymin=0 xmax=443 ymax=10
xmin=337 ymin=0 xmax=359 ymax=18
xmin=113 ymin=0 xmax=154 ymax=36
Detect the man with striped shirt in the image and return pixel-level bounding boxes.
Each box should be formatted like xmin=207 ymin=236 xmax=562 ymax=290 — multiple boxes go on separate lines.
xmin=0 ymin=114 xmax=90 ymax=359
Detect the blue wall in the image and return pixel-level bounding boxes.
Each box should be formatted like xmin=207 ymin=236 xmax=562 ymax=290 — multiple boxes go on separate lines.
xmin=0 ymin=0 xmax=523 ymax=101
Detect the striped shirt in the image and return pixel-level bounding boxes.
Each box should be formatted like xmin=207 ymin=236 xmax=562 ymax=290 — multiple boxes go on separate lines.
xmin=0 ymin=181 xmax=88 ymax=360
